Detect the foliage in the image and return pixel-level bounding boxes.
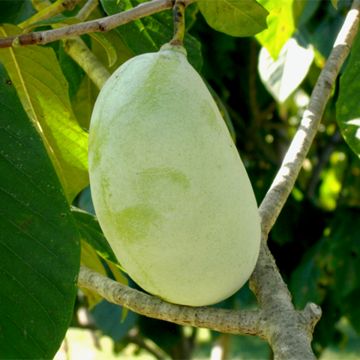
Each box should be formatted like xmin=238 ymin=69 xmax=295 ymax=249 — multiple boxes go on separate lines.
xmin=0 ymin=0 xmax=359 ymax=358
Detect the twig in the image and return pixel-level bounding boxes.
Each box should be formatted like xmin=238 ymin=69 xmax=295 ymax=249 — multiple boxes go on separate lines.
xmin=258 ymin=0 xmax=360 ymax=236
xmin=170 ymin=0 xmax=186 ymax=46
xmin=77 ymin=0 xmax=99 ymax=21
xmin=0 ymin=0 xmax=176 ymax=48
xmin=78 ymin=266 xmax=265 ymax=337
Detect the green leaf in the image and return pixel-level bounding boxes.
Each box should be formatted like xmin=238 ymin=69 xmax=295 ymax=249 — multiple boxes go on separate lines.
xmin=331 ymin=0 xmax=339 ymax=9
xmin=90 ymin=32 xmax=118 ymax=68
xmin=73 ymin=207 xmax=128 ymax=307
xmin=100 ymin=0 xmax=203 ymax=71
xmin=0 ymin=0 xmax=35 ymax=24
xmin=72 ymin=76 xmax=98 ymax=130
xmin=72 ymin=207 xmax=119 ymax=266
xmin=256 ymin=0 xmax=295 ymax=59
xmin=58 ymin=42 xmax=85 ymax=99
xmin=258 ymin=36 xmax=314 ymax=103
xmin=336 ymin=33 xmax=360 ymax=158
xmin=0 ymin=63 xmax=80 ymax=358
xmin=0 ymin=24 xmax=89 ymax=202
xmin=198 ymin=0 xmax=268 ymax=37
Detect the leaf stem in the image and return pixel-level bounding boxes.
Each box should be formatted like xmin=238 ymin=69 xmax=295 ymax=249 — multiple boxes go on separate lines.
xmin=170 ymin=0 xmax=186 ymax=46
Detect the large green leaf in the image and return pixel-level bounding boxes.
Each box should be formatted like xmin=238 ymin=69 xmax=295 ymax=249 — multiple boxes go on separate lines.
xmin=336 ymin=33 xmax=360 ymax=158
xmin=198 ymin=0 xmax=268 ymax=37
xmin=0 ymin=63 xmax=80 ymax=358
xmin=0 ymin=24 xmax=89 ymax=202
xmin=100 ymin=0 xmax=203 ymax=71
xmin=256 ymin=0 xmax=295 ymax=59
xmin=258 ymin=36 xmax=314 ymax=103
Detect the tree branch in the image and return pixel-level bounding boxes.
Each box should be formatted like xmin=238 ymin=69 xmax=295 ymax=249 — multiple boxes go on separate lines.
xmin=0 ymin=0 xmax=176 ymax=48
xmin=258 ymin=0 xmax=360 ymax=236
xmin=247 ymin=2 xmax=360 ymax=359
xmin=79 ymin=265 xmax=266 ymax=337
xmin=71 ymin=1 xmax=360 ymax=359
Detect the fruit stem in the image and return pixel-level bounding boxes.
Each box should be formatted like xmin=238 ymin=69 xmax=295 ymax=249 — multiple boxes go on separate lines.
xmin=170 ymin=0 xmax=186 ymax=46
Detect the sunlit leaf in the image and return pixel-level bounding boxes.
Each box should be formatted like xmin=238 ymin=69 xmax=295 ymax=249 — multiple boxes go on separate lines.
xmin=258 ymin=36 xmax=314 ymax=103
xmin=319 ymin=152 xmax=347 ymax=211
xmin=0 ymin=24 xmax=89 ymax=201
xmin=198 ymin=0 xmax=268 ymax=37
xmin=256 ymin=0 xmax=295 ymax=59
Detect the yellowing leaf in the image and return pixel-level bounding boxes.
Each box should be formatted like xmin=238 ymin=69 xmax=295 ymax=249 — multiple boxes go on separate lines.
xmin=0 ymin=24 xmax=88 ymax=202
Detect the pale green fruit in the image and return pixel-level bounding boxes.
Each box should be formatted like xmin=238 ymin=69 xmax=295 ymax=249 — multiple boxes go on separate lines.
xmin=88 ymin=44 xmax=261 ymax=307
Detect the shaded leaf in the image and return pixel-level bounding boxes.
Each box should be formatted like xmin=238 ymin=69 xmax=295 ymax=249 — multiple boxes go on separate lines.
xmin=100 ymin=0 xmax=203 ymax=71
xmin=256 ymin=0 xmax=295 ymax=59
xmin=90 ymin=32 xmax=118 ymax=68
xmin=293 ymin=0 xmax=320 ymax=28
xmin=258 ymin=36 xmax=314 ymax=103
xmin=0 ymin=24 xmax=89 ymax=201
xmin=0 ymin=0 xmax=35 ymax=24
xmin=331 ymin=0 xmax=339 ymax=9
xmin=72 ymin=207 xmax=119 ymax=266
xmin=0 ymin=63 xmax=80 ymax=358
xmin=58 ymin=42 xmax=85 ymax=99
xmin=72 ymin=76 xmax=98 ymax=130
xmin=291 ymin=209 xmax=360 ymax=308
xmin=198 ymin=0 xmax=268 ymax=37
xmin=336 ymin=33 xmax=360 ymax=157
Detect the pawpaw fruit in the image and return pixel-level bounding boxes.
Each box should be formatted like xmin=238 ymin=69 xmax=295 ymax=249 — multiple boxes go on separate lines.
xmin=88 ymin=44 xmax=261 ymax=306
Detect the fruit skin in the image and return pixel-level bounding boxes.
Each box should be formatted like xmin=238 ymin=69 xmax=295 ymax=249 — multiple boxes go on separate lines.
xmin=88 ymin=44 xmax=261 ymax=306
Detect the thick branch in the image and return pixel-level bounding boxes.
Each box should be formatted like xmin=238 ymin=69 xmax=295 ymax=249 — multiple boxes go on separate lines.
xmin=250 ymin=238 xmax=322 ymax=360
xmin=259 ymin=0 xmax=360 ymax=236
xmin=0 ymin=0 xmax=175 ymax=48
xmin=79 ymin=265 xmax=265 ymax=337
